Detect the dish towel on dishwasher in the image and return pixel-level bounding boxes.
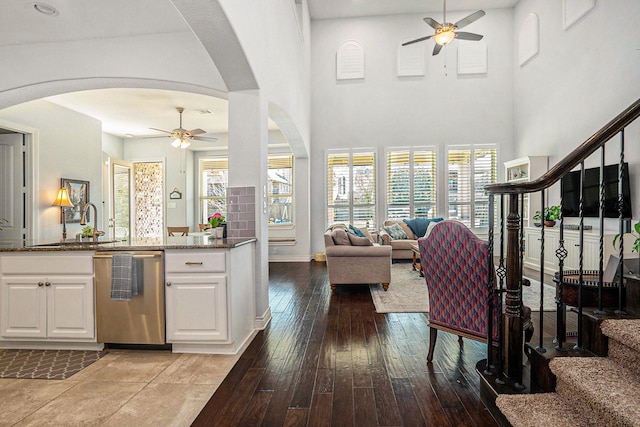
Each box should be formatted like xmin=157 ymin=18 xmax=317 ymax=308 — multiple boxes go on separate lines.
xmin=111 ymin=254 xmax=139 ymax=301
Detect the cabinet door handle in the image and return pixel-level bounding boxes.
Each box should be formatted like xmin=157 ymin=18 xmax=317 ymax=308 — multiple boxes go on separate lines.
xmin=166 ymin=282 xmax=172 ymax=287
xmin=38 ymin=281 xmax=44 ymax=287
xmin=45 ymin=281 xmax=51 ymax=287
xmin=184 ymin=262 xmax=203 ymax=265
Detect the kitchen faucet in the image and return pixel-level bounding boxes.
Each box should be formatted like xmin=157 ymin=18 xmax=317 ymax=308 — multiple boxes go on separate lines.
xmin=80 ymin=202 xmax=102 ymax=240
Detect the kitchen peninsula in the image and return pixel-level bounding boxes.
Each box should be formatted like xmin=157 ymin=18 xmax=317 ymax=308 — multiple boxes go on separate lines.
xmin=0 ymin=236 xmax=257 ymax=355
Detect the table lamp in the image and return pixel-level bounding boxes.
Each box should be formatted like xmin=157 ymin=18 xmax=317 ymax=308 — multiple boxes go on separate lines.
xmin=52 ymin=187 xmax=74 ymax=239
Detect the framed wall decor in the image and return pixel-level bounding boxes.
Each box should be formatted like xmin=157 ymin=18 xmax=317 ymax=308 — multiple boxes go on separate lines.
xmin=61 ymin=178 xmax=89 ymax=223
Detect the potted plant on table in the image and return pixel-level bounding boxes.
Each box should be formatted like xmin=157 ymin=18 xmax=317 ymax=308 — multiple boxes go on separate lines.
xmin=533 ymin=205 xmax=560 ymax=227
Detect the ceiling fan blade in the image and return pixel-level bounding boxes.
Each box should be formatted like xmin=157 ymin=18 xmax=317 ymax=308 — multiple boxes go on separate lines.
xmin=432 ymin=43 xmax=443 ymax=56
xmin=402 ymin=35 xmax=434 ymax=46
xmin=423 ymin=17 xmax=442 ymax=29
xmin=188 ymin=128 xmax=206 ymax=136
xmin=139 ymin=135 xmax=170 ymax=139
xmin=454 ymin=10 xmax=485 ymax=29
xmin=149 ymin=127 xmax=171 ymax=134
xmin=455 ymin=32 xmax=483 ymax=41
xmin=193 ymin=136 xmax=218 ymax=141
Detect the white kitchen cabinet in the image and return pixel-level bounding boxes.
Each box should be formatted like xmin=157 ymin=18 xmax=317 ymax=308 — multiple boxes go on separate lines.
xmin=0 ymin=252 xmax=95 ymax=341
xmin=504 ymin=156 xmax=548 ymax=226
xmin=523 ymin=227 xmax=620 ymax=275
xmin=165 ymin=244 xmax=255 ymax=354
xmin=165 ymin=274 xmax=228 ymax=342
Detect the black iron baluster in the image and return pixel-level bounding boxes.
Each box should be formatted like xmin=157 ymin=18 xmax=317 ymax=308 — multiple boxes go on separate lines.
xmin=487 ymin=193 xmax=495 ymax=371
xmin=596 ymin=147 xmax=606 ymax=315
xmin=556 ymin=180 xmax=568 ymax=352
xmin=616 ymin=129 xmax=626 ymax=315
xmin=494 ymin=195 xmax=507 ymax=380
xmin=575 ymin=162 xmax=585 ymax=350
xmin=537 ymin=190 xmax=546 ymax=352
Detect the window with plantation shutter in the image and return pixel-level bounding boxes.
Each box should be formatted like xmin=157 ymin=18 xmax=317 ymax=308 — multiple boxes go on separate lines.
xmin=327 ymin=150 xmax=376 ymax=229
xmin=386 ymin=148 xmax=437 ymax=219
xmin=447 ymin=146 xmax=497 ymax=228
xmin=199 ymin=158 xmax=228 ymax=224
xmin=268 ymin=155 xmax=293 ymax=225
xmin=198 ymin=154 xmax=294 ymax=226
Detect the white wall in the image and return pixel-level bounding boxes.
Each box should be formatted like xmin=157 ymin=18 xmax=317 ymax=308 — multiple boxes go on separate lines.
xmin=0 ymin=101 xmax=103 ymax=241
xmin=309 ymin=8 xmax=515 ymax=254
xmin=513 ymin=0 xmax=640 ymax=229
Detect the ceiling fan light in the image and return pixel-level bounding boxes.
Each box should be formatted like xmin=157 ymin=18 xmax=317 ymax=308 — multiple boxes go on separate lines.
xmin=180 ymin=140 xmax=191 ymax=149
xmin=435 ymin=29 xmax=455 ymax=45
xmin=171 ymin=138 xmax=181 ymax=148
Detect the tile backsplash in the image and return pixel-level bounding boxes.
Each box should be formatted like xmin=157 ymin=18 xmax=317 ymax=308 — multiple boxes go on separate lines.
xmin=226 ymin=186 xmax=256 ymax=238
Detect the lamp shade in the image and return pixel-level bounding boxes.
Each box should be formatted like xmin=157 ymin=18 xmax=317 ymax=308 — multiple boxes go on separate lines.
xmin=52 ymin=188 xmax=74 ymax=207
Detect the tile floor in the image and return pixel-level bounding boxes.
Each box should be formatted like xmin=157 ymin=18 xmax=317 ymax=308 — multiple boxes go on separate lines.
xmin=0 ymin=349 xmax=239 ymax=426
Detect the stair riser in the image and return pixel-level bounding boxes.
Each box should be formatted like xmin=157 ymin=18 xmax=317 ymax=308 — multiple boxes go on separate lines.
xmin=608 ymin=340 xmax=640 ymax=378
xmin=555 ymin=380 xmax=623 ymax=427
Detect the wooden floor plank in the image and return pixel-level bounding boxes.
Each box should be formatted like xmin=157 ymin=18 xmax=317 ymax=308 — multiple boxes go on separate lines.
xmin=193 ymin=262 xmax=504 ymax=427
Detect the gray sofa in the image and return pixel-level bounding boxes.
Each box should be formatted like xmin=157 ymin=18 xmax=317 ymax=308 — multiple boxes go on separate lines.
xmin=379 ymin=220 xmax=419 ymax=260
xmin=323 ymin=227 xmax=392 ymax=291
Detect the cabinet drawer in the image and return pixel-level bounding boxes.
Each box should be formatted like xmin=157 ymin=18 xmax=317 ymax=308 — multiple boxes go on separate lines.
xmin=0 ymin=253 xmax=93 ymax=275
xmin=165 ymin=251 xmax=226 ymax=273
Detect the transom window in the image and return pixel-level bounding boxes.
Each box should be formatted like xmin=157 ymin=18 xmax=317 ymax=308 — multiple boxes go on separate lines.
xmin=326 ymin=150 xmax=376 ymax=229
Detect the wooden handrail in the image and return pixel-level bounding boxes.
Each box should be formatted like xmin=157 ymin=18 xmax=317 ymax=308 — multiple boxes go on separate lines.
xmin=485 ymin=98 xmax=640 ymax=195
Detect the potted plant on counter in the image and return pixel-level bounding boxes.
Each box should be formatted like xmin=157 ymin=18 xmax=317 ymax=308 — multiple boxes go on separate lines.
xmin=533 ymin=205 xmax=560 ymax=227
xmin=208 ymin=212 xmax=226 ymax=238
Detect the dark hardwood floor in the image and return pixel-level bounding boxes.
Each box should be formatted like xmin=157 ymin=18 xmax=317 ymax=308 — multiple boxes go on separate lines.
xmin=193 ymin=261 xmax=564 ymax=427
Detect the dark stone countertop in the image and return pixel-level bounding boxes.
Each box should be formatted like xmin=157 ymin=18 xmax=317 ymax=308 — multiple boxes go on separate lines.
xmin=0 ymin=236 xmax=257 ymax=252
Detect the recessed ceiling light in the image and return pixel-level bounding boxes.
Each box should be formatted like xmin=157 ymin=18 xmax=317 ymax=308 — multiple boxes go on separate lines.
xmin=195 ymin=109 xmax=212 ymax=114
xmin=33 ymin=3 xmax=59 ymax=16
xmin=124 ymin=133 xmax=134 ymax=138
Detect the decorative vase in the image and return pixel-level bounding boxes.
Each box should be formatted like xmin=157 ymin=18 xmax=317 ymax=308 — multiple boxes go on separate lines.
xmin=216 ymin=227 xmax=224 ymax=238
xmin=209 ymin=227 xmax=216 ymax=237
xmin=544 ymin=220 xmax=556 ymax=227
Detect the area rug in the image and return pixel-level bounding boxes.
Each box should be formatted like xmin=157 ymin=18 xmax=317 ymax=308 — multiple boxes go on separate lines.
xmin=370 ymin=263 xmax=429 ymax=313
xmin=0 ymin=349 xmax=108 ymax=380
xmin=369 ymin=263 xmax=557 ymax=313
xmin=522 ymin=277 xmax=557 ymax=312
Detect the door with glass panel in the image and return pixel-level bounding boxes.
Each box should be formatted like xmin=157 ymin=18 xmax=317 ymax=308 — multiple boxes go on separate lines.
xmin=110 ymin=159 xmax=133 ymax=240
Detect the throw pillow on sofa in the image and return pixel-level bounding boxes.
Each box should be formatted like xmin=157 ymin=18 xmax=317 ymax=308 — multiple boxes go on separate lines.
xmin=348 ymin=233 xmax=373 ymax=246
xmin=331 ymin=228 xmax=351 ymax=245
xmin=424 ymin=220 xmax=439 ymax=238
xmin=404 ymin=217 xmax=444 ymax=237
xmin=349 ymin=224 xmax=366 ymax=238
xmin=384 ymin=222 xmax=407 ymax=240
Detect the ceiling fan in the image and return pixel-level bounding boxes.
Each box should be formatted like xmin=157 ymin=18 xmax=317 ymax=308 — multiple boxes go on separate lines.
xmin=149 ymin=107 xmax=217 ymax=149
xmin=402 ymin=0 xmax=485 ymax=56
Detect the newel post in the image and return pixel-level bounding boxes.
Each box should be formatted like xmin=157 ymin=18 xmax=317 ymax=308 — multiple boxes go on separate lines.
xmin=504 ymin=194 xmax=524 ymax=383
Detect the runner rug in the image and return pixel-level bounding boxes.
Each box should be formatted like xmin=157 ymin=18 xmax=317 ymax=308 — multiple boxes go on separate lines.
xmin=0 ymin=349 xmax=108 ymax=380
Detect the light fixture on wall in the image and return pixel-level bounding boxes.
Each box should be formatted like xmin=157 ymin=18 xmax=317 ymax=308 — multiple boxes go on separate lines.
xmin=52 ymin=187 xmax=74 ymax=240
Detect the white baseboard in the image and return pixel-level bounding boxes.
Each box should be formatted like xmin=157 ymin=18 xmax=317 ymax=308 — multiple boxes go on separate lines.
xmin=255 ymin=306 xmax=272 ymax=330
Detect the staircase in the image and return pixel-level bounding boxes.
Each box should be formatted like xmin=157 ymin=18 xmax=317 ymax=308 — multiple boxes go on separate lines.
xmin=496 ymin=319 xmax=640 ymax=427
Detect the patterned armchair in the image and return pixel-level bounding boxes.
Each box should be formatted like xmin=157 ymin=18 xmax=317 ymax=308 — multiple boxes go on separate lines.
xmin=418 ymin=220 xmax=503 ymax=362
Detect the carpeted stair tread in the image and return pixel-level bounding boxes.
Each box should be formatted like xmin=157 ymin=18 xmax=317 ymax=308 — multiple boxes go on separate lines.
xmin=550 ymin=357 xmax=640 ymax=426
xmin=496 ymin=393 xmax=601 ymax=427
xmin=601 ymin=319 xmax=640 ymax=353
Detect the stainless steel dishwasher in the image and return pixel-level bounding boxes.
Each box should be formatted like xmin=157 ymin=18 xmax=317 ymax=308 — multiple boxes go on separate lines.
xmin=94 ymin=251 xmax=165 ymax=345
